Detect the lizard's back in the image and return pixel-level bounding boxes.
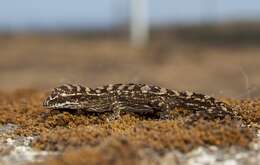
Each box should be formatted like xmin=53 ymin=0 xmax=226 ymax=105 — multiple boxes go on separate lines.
xmin=43 ymin=83 xmax=233 ymax=119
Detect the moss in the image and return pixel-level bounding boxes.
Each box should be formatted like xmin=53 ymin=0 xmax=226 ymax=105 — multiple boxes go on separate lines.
xmin=0 ymin=90 xmax=258 ymax=165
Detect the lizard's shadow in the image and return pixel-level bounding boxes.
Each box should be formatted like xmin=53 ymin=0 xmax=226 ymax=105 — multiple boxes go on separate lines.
xmin=48 ymin=109 xmax=104 ymax=116
xmin=47 ymin=109 xmax=164 ymax=120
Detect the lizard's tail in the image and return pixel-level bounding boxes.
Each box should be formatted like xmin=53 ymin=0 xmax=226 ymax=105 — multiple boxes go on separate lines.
xmin=169 ymin=91 xmax=234 ymax=119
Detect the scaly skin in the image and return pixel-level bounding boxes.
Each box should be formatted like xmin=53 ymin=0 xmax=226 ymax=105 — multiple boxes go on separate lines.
xmin=43 ymin=84 xmax=233 ymax=120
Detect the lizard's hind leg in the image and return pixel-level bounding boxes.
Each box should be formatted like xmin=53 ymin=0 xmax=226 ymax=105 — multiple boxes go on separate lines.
xmin=106 ymin=102 xmax=156 ymax=120
xmin=105 ymin=101 xmax=125 ymax=121
xmin=149 ymin=98 xmax=171 ymax=120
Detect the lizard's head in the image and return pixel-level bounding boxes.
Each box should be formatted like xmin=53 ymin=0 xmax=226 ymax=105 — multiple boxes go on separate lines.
xmin=43 ymin=84 xmax=90 ymax=109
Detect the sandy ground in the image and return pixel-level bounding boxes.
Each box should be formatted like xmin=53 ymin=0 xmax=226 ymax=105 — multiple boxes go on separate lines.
xmin=0 ymin=30 xmax=259 ymax=164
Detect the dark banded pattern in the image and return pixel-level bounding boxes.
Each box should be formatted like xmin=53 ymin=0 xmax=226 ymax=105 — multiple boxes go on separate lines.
xmin=43 ymin=83 xmax=233 ymax=119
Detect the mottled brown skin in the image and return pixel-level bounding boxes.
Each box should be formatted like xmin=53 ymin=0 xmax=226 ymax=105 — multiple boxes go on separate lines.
xmin=43 ymin=84 xmax=233 ymax=120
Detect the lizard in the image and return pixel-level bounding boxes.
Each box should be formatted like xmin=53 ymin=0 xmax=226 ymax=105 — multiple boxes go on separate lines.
xmin=43 ymin=83 xmax=234 ymax=120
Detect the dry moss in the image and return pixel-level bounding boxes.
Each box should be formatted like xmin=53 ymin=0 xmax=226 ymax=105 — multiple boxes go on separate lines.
xmin=0 ymin=90 xmax=259 ymax=164
xmin=228 ymin=99 xmax=260 ymax=125
xmin=35 ymin=138 xmax=154 ymax=165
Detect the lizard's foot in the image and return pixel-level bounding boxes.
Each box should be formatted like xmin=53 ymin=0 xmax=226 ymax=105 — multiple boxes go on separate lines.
xmin=105 ymin=109 xmax=121 ymax=122
xmin=158 ymin=110 xmax=171 ymax=120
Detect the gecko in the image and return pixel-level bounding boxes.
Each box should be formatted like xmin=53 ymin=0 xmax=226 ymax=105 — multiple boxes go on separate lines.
xmin=43 ymin=83 xmax=233 ymax=120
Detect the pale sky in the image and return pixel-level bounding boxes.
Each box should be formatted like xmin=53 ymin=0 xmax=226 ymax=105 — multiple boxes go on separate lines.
xmin=0 ymin=0 xmax=260 ymax=30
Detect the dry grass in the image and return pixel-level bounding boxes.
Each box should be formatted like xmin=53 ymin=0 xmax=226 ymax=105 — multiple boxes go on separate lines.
xmin=0 ymin=33 xmax=260 ymax=98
